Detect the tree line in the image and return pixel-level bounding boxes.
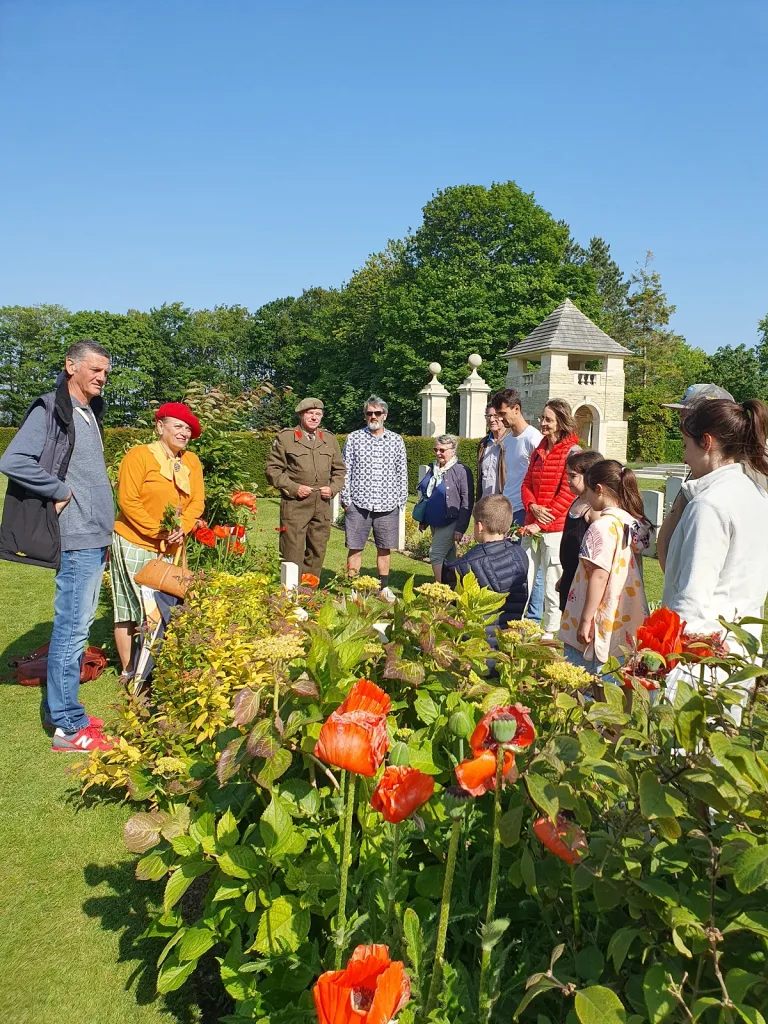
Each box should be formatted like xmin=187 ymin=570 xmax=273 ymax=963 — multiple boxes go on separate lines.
xmin=2 ymin=181 xmax=766 ymax=460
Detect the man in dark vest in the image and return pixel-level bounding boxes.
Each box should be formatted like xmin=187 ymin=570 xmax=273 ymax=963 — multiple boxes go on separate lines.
xmin=0 ymin=340 xmax=115 ymax=752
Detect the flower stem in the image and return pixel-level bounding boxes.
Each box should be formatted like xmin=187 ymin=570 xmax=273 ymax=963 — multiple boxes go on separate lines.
xmin=424 ymin=816 xmax=462 ymax=1018
xmin=570 ymin=863 xmax=582 ymax=948
xmin=478 ymin=746 xmax=505 ymax=1022
xmin=334 ymin=771 xmax=357 ymax=969
xmin=385 ymin=822 xmax=401 ymax=949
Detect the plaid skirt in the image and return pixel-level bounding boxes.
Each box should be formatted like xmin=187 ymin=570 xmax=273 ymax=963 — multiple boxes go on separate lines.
xmin=110 ymin=533 xmax=170 ymax=624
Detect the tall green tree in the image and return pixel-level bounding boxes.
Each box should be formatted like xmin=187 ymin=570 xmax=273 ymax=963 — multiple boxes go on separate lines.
xmin=709 ymin=343 xmax=766 ymax=402
xmin=0 ymin=304 xmax=70 ymax=422
xmin=585 ymin=237 xmax=632 ymax=345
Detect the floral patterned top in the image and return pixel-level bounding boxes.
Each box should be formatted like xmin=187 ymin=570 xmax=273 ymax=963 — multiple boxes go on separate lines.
xmin=559 ymin=507 xmax=650 ymax=664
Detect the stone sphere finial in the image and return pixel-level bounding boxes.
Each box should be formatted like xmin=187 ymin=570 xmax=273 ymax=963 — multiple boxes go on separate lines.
xmin=468 ymin=353 xmax=482 ymax=370
xmin=429 ymin=361 xmax=442 ymax=376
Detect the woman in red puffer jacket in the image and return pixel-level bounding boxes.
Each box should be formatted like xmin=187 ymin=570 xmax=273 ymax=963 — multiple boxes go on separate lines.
xmin=518 ymin=399 xmax=580 ymax=635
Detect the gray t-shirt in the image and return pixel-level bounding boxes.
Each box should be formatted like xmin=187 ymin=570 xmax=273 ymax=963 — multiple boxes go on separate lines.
xmin=502 ymin=425 xmax=543 ymax=512
xmin=57 ymin=398 xmax=114 ymax=550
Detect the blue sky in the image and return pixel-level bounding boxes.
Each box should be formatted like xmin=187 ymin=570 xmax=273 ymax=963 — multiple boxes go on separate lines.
xmin=1 ymin=0 xmax=766 ymax=354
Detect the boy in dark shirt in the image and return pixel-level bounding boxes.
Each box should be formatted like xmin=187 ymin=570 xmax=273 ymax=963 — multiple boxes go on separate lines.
xmin=447 ymin=494 xmax=528 ymax=644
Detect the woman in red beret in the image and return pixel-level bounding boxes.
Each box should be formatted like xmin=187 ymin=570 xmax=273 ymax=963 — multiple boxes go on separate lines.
xmin=110 ymin=403 xmax=205 ymax=681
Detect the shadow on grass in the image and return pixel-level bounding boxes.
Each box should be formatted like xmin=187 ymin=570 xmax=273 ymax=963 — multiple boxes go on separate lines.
xmin=83 ymin=860 xmax=231 ymax=1023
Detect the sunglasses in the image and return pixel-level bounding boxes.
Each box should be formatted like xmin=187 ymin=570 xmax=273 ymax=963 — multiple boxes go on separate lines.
xmin=434 ymin=447 xmax=451 ymax=453
xmin=365 ymin=410 xmax=384 ymax=418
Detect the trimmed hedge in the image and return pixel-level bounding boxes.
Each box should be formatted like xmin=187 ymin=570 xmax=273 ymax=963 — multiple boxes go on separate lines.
xmin=0 ymin=427 xmax=483 ymax=495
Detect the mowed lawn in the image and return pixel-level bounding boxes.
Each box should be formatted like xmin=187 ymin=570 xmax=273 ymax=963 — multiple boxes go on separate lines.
xmin=0 ymin=479 xmax=666 ymax=1023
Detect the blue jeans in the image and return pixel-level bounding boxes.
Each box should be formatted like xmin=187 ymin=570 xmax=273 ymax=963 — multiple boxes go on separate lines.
xmin=45 ymin=547 xmax=107 ymax=732
xmin=513 ymin=508 xmax=543 ymax=623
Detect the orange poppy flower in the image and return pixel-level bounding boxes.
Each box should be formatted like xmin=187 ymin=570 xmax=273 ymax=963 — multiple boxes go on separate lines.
xmin=533 ymin=814 xmax=588 ymax=865
xmin=231 ymin=524 xmax=246 ymax=539
xmin=301 ymin=573 xmax=320 ymax=588
xmin=636 ymin=607 xmax=685 ymax=665
xmin=371 ymin=766 xmax=435 ymax=823
xmin=314 ymin=680 xmax=391 ymax=777
xmin=470 ymin=704 xmax=535 ymax=754
xmin=227 ymin=540 xmax=246 ymax=555
xmin=231 ymin=491 xmax=257 ymax=512
xmin=213 ymin=525 xmax=231 ymax=539
xmin=454 ymin=749 xmax=517 ymax=797
xmin=193 ymin=526 xmax=216 ymax=547
xmin=313 ymin=944 xmax=411 ymax=1024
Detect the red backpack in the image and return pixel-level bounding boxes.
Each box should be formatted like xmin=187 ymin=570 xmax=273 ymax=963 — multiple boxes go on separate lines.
xmin=6 ymin=644 xmax=108 ymax=686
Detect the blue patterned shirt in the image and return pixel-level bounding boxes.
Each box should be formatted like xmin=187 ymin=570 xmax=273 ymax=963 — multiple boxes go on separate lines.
xmin=341 ymin=428 xmax=408 ymax=512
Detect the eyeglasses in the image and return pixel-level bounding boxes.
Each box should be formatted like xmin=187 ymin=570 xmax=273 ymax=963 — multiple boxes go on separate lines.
xmin=365 ymin=410 xmax=384 ymax=418
xmin=434 ymin=447 xmax=451 ymax=453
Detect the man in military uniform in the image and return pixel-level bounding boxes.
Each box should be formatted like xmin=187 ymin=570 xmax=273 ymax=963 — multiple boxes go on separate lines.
xmin=265 ymin=398 xmax=346 ymax=580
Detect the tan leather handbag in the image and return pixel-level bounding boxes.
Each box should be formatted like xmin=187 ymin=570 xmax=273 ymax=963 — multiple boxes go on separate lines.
xmin=134 ymin=543 xmax=194 ymax=599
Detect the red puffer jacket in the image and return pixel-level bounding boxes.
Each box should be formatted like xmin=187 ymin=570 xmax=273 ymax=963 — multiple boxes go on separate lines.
xmin=520 ymin=433 xmax=581 ymax=533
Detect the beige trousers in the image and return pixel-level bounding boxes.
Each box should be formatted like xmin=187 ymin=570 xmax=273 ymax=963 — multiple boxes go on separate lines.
xmin=523 ymin=531 xmax=564 ymax=634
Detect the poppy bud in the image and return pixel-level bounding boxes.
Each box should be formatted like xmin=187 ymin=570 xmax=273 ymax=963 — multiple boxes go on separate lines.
xmin=490 ymin=713 xmax=518 ymax=745
xmin=449 ymin=710 xmax=473 ymax=739
xmin=442 ymin=786 xmax=471 ymax=819
xmin=389 ymin=741 xmax=410 ymax=766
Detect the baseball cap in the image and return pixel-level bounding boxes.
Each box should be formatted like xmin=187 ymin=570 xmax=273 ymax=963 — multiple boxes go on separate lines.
xmin=661 ymin=383 xmax=735 ymax=410
xmin=295 ymin=397 xmax=324 ymax=413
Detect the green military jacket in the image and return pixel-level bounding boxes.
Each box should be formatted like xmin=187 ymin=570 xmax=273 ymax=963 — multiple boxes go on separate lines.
xmin=265 ymin=427 xmax=346 ymax=499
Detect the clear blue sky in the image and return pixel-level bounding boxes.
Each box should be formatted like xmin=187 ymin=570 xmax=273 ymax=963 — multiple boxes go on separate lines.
xmin=1 ymin=0 xmax=766 ymax=354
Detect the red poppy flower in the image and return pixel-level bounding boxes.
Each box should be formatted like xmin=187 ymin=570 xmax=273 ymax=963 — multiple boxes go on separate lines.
xmin=469 ymin=704 xmax=535 ymax=754
xmin=227 ymin=540 xmax=246 ymax=555
xmin=231 ymin=524 xmax=246 ymax=539
xmin=621 ymin=670 xmax=661 ymax=692
xmin=213 ymin=525 xmax=231 ymax=539
xmin=275 ymin=526 xmax=287 ymax=533
xmin=193 ymin=526 xmax=216 ymax=547
xmin=636 ymin=608 xmax=685 ymax=665
xmin=231 ymin=491 xmax=257 ymax=512
xmin=533 ymin=814 xmax=588 ymax=865
xmin=454 ymin=749 xmax=517 ymax=797
xmin=371 ymin=766 xmax=435 ymax=824
xmin=314 ymin=680 xmax=391 ymax=777
xmin=314 ymin=944 xmax=410 ymax=1024
xmin=301 ymin=573 xmax=320 ymax=588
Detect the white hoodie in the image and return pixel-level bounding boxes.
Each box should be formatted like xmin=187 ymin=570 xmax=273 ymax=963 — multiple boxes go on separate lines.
xmin=662 ymin=463 xmax=768 ymax=641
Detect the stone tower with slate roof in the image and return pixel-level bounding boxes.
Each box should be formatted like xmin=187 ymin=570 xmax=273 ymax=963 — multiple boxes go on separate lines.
xmin=504 ymin=298 xmax=631 ymax=461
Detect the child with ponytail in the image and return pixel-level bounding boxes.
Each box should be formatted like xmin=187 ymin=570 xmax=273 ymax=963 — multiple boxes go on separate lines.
xmin=559 ymin=460 xmax=651 ymax=673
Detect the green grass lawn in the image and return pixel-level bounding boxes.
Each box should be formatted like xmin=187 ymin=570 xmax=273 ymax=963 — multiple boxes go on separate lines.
xmin=0 ymin=480 xmax=666 ymax=1022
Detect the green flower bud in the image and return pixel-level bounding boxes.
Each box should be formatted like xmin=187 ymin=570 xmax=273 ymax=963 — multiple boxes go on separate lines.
xmin=389 ymin=741 xmax=410 ymax=766
xmin=443 ymin=785 xmax=472 ymax=818
xmin=490 ymin=714 xmax=518 ymax=744
xmin=449 ymin=710 xmax=473 ymax=739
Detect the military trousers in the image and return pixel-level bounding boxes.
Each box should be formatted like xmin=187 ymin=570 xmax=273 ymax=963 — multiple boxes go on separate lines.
xmin=279 ymin=491 xmax=332 ymax=578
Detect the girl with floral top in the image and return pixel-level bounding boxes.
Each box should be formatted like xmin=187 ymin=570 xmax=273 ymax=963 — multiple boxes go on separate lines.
xmin=559 ymin=460 xmax=651 ymax=674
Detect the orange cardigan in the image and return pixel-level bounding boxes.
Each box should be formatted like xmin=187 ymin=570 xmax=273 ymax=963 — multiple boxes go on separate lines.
xmin=114 ymin=445 xmax=205 ymax=552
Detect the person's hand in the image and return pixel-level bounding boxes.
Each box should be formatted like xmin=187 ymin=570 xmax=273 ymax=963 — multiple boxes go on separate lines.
xmin=554 ymin=578 xmax=561 ymax=592
xmin=319 ymin=486 xmax=333 ymax=500
xmin=419 ymin=523 xmax=428 ymax=533
xmin=296 ymin=484 xmax=313 ymax=499
xmin=519 ymin=523 xmax=541 ymax=537
xmin=54 ymin=493 xmax=72 ymax=515
xmin=454 ymin=531 xmax=464 ymax=542
xmin=530 ymin=503 xmax=555 ymax=525
xmin=166 ymin=527 xmax=184 ymax=545
xmin=577 ymin=618 xmax=593 ymax=646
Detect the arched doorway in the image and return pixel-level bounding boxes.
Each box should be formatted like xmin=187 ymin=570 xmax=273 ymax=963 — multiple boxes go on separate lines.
xmin=575 ymin=405 xmax=594 ymax=447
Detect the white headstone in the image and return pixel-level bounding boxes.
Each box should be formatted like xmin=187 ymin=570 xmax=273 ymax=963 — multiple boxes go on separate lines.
xmin=665 ymin=475 xmax=683 ymax=514
xmin=641 ymin=490 xmax=664 ymax=559
xmin=398 ymin=506 xmax=406 ymax=550
xmin=330 ymin=493 xmax=340 ymax=524
xmin=281 ymin=560 xmax=299 ymax=591
xmin=418 ymin=464 xmax=430 ymax=483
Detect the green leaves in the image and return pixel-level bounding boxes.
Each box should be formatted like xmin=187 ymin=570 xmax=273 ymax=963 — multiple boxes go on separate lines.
xmin=638 ymin=771 xmax=687 ymax=820
xmin=673 ymin=679 xmax=706 ymax=750
xmin=259 ymin=796 xmax=296 ymax=858
xmin=574 ymin=985 xmax=627 ymax=1024
xmin=526 ymin=772 xmax=559 ymax=822
xmin=252 ymin=895 xmax=310 ymax=955
xmin=163 ymin=858 xmax=213 ymax=914
xmin=733 ymin=845 xmax=768 ymax=894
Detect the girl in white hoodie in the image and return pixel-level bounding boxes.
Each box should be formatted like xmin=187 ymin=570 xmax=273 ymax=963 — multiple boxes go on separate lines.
xmin=662 ymin=398 xmax=768 ymax=650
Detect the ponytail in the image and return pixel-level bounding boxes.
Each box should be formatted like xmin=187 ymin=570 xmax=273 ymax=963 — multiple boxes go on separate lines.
xmin=584 ymin=459 xmax=649 ymax=525
xmin=681 ymin=398 xmax=768 ymax=476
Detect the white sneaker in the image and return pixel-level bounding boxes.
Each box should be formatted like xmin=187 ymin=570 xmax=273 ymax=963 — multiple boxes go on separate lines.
xmin=378 ymin=587 xmax=396 ymax=604
xmin=542 ymin=632 xmax=554 ymax=640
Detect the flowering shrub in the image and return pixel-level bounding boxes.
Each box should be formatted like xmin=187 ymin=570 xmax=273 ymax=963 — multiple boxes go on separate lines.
xmin=82 ymin=583 xmax=768 ymax=1023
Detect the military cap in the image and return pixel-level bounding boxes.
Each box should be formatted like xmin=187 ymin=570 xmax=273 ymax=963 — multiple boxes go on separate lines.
xmin=295 ymin=397 xmax=325 ymax=413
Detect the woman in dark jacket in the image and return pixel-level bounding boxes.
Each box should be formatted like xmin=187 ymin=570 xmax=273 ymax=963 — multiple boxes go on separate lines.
xmin=417 ymin=434 xmax=474 ymax=582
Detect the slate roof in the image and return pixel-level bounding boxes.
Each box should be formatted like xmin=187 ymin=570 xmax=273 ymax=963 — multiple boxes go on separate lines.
xmin=503 ymin=298 xmax=632 ymax=358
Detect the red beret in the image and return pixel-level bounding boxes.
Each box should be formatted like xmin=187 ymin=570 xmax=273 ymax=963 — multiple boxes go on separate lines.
xmin=155 ymin=402 xmax=202 ymax=439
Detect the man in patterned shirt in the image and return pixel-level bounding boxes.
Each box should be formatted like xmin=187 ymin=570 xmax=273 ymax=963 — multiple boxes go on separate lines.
xmin=341 ymin=395 xmax=408 ymax=601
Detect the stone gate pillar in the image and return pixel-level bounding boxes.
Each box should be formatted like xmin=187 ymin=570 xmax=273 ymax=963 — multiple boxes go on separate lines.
xmin=420 ymin=362 xmax=449 ymax=437
xmin=458 ymin=354 xmax=491 ymax=438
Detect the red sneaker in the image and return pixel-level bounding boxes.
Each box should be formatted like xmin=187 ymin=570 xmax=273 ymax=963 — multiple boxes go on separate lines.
xmin=52 ymin=723 xmax=113 ymax=753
